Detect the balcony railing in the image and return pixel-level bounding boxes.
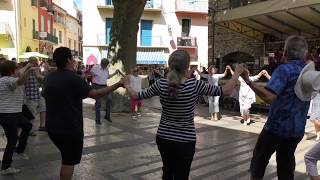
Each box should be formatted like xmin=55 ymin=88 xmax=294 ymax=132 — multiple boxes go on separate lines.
xmin=175 ymin=0 xmax=208 ymax=13
xmin=97 ymin=34 xmax=165 ymax=47
xmin=39 ymin=32 xmax=58 ymax=44
xmin=40 ymin=0 xmax=48 ymax=9
xmin=177 ymin=36 xmax=197 ymax=47
xmin=97 ymin=0 xmax=162 ymax=10
xmin=47 ymin=33 xmax=58 ymax=44
xmin=32 ymin=30 xmax=39 ymax=39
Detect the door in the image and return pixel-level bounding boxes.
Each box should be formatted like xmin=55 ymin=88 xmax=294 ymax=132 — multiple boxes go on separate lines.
xmin=181 ymin=19 xmax=191 ymax=37
xmin=106 ymin=18 xmax=113 ymax=45
xmin=141 ymin=20 xmax=152 ymax=46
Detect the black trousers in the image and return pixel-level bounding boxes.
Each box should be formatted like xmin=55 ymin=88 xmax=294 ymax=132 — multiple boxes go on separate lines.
xmin=156 ymin=136 xmax=196 ymax=180
xmin=0 ymin=113 xmax=32 ymax=170
xmin=249 ymin=129 xmax=303 ymax=180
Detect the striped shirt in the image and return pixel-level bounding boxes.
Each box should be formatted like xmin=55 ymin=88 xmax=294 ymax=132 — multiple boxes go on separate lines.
xmin=139 ymin=78 xmax=222 ymax=142
xmin=0 ymin=76 xmax=24 ymax=113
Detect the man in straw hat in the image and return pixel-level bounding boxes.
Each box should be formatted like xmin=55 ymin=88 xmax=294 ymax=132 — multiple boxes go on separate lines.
xmin=297 ymin=62 xmax=320 ymax=180
xmin=240 ymin=35 xmax=311 ymax=180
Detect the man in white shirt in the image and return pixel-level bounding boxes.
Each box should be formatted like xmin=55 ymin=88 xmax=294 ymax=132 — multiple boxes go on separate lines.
xmin=91 ymin=58 xmax=119 ymax=124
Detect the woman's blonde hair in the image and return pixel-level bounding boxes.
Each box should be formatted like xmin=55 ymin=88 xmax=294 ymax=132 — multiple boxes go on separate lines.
xmin=167 ymin=50 xmax=190 ymax=99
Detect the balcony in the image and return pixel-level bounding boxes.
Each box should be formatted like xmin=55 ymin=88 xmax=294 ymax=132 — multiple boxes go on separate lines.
xmin=177 ymin=36 xmax=197 ymax=48
xmin=32 ymin=30 xmax=39 ymax=40
xmin=97 ymin=34 xmax=167 ymax=48
xmin=39 ymin=32 xmax=58 ymax=44
xmin=40 ymin=0 xmax=48 ymax=10
xmin=175 ymin=0 xmax=208 ymax=14
xmin=97 ymin=0 xmax=162 ymax=13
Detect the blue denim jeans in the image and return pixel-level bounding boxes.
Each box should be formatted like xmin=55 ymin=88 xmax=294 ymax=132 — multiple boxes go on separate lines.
xmin=92 ymin=84 xmax=112 ymax=123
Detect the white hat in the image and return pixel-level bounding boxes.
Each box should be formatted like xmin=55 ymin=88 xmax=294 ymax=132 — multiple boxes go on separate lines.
xmin=294 ymin=61 xmax=320 ymax=101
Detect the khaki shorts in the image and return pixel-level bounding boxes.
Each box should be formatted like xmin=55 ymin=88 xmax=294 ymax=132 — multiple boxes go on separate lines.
xmin=25 ymin=97 xmax=46 ymax=117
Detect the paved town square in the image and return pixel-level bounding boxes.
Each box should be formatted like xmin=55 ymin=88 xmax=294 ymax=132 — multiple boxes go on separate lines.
xmin=0 ymin=98 xmax=315 ymax=180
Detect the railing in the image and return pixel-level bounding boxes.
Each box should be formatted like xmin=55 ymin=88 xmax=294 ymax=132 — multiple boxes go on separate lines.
xmin=177 ymin=36 xmax=197 ymax=47
xmin=97 ymin=0 xmax=162 ymax=10
xmin=97 ymin=34 xmax=165 ymax=47
xmin=39 ymin=32 xmax=58 ymax=44
xmin=140 ymin=36 xmax=164 ymax=47
xmin=175 ymin=0 xmax=208 ymax=13
xmin=32 ymin=30 xmax=39 ymax=39
xmin=40 ymin=0 xmax=48 ymax=9
xmin=229 ymin=0 xmax=269 ymax=9
xmin=47 ymin=33 xmax=58 ymax=44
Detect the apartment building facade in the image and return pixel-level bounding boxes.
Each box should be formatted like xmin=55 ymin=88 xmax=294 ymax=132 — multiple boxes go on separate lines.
xmin=83 ymin=0 xmax=208 ymax=68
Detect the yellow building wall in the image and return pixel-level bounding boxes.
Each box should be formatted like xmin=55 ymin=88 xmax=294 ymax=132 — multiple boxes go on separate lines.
xmin=66 ymin=16 xmax=79 ymax=52
xmin=18 ymin=0 xmax=39 ymax=55
xmin=53 ymin=22 xmax=66 ymax=50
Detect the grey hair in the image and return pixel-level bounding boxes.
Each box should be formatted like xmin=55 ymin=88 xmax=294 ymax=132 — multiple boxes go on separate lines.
xmin=167 ymin=50 xmax=190 ymax=99
xmin=284 ymin=35 xmax=308 ymax=61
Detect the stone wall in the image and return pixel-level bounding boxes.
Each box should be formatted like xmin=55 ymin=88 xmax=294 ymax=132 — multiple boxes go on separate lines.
xmin=208 ymin=0 xmax=264 ymax=65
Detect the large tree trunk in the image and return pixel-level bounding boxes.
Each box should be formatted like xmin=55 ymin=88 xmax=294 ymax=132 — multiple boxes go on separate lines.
xmin=106 ymin=0 xmax=147 ymax=112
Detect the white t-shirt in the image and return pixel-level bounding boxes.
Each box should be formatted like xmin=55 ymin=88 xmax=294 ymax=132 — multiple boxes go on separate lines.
xmin=130 ymin=75 xmax=142 ymax=92
xmin=91 ymin=64 xmax=109 ymax=85
xmin=238 ymin=75 xmax=260 ymax=105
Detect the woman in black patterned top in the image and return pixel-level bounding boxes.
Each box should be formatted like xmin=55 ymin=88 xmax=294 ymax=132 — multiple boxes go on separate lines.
xmin=125 ymin=50 xmax=245 ymax=180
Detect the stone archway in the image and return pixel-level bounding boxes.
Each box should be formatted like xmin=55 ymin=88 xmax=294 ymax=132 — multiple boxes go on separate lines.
xmin=222 ymin=51 xmax=254 ymax=65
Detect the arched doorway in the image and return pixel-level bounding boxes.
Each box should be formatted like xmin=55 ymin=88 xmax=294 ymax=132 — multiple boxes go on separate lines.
xmin=222 ymin=51 xmax=254 ymax=65
xmin=221 ymin=51 xmax=259 ymax=74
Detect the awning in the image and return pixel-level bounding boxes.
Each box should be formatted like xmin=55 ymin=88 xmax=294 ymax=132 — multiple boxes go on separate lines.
xmin=214 ymin=0 xmax=320 ymax=41
xmin=136 ymin=51 xmax=166 ymax=65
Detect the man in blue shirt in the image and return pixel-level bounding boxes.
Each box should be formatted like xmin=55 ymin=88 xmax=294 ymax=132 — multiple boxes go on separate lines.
xmin=241 ymin=35 xmax=310 ymax=180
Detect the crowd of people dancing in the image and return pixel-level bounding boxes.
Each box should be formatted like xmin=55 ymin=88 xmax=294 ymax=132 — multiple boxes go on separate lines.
xmin=0 ymin=35 xmax=320 ymax=180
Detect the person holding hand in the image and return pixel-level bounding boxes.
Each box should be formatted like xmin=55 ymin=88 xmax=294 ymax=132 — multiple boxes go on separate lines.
xmin=0 ymin=61 xmax=35 ymax=175
xmin=228 ymin=65 xmax=267 ymax=125
xmin=123 ymin=50 xmax=246 ymax=180
xmin=195 ymin=65 xmax=229 ymax=121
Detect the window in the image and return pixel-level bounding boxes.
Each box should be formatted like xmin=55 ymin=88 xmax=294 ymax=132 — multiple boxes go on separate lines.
xmin=31 ymin=0 xmax=37 ymax=6
xmin=32 ymin=19 xmax=35 ymax=31
xmin=145 ymin=0 xmax=153 ymax=8
xmin=53 ymin=28 xmax=56 ymax=36
xmin=69 ymin=38 xmax=71 ymax=48
xmin=140 ymin=20 xmax=152 ymax=46
xmin=181 ymin=19 xmax=191 ymax=37
xmin=106 ymin=18 xmax=113 ymax=45
xmin=40 ymin=15 xmax=44 ymax=32
xmin=106 ymin=0 xmax=112 ymax=5
xmin=59 ymin=31 xmax=62 ymax=43
xmin=47 ymin=19 xmax=51 ymax=34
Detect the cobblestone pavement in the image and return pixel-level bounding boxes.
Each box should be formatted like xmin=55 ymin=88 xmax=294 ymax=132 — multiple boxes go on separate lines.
xmin=0 ymin=97 xmax=316 ymax=180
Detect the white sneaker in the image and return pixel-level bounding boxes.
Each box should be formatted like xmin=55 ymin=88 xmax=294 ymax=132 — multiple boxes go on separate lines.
xmin=132 ymin=115 xmax=138 ymax=120
xmin=316 ymin=133 xmax=320 ymax=141
xmin=14 ymin=153 xmax=29 ymax=160
xmin=0 ymin=167 xmax=21 ymax=175
xmin=137 ymin=112 xmax=141 ymax=117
